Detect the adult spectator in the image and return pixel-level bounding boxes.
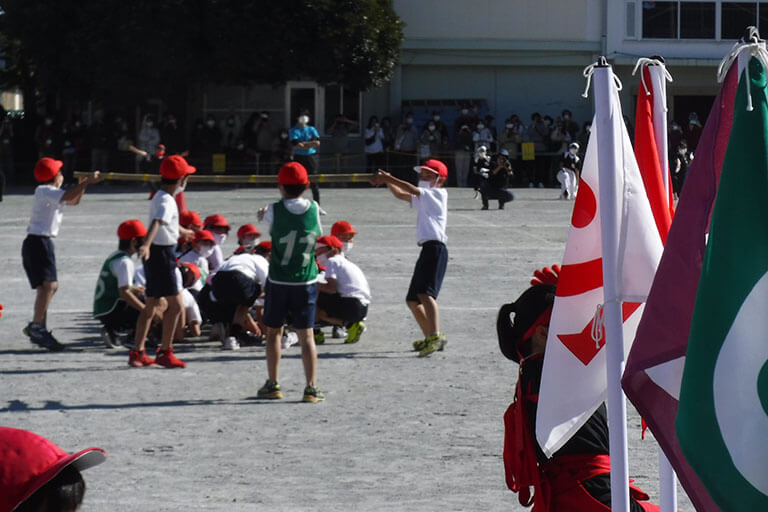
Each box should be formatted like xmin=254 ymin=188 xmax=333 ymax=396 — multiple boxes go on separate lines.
xmin=453 ymin=103 xmax=478 ymax=140
xmin=472 ymin=119 xmax=494 ymax=151
xmin=527 ymin=112 xmax=550 ymax=188
xmin=430 ymin=110 xmax=450 ymax=144
xmin=498 ymin=117 xmax=523 ymax=163
xmin=480 ymin=149 xmax=514 ymax=210
xmin=60 ymin=121 xmax=78 ymax=184
xmin=272 ymin=128 xmax=292 ymax=170
xmin=484 ymin=115 xmax=498 ymax=147
xmin=393 ymin=111 xmax=419 ymax=181
xmin=159 ymin=113 xmax=187 ymax=156
xmin=34 ymin=115 xmax=58 ymax=159
xmin=328 ymin=112 xmax=356 ymax=172
xmin=364 ymin=115 xmax=385 ymax=173
xmin=137 ymin=115 xmax=160 ymax=172
xmin=0 ymin=114 xmax=15 ymax=185
xmin=419 ymin=118 xmax=448 ymax=162
xmin=247 ymin=111 xmax=278 ymax=174
xmin=380 ymin=117 xmax=394 ymax=152
xmin=672 ymin=140 xmax=690 ymax=199
xmin=220 ymin=112 xmax=241 ymax=152
xmin=685 ymin=111 xmax=702 ymax=152
xmin=454 ymin=122 xmax=474 ymax=187
xmin=289 ymin=110 xmax=322 ymax=205
xmin=561 ymin=109 xmax=580 ymax=139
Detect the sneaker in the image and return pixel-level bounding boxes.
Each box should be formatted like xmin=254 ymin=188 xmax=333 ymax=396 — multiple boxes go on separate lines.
xmin=25 ymin=323 xmax=65 ymax=352
xmin=314 ymin=329 xmax=325 ymax=345
xmin=418 ymin=333 xmax=447 ymax=357
xmin=331 ymin=325 xmax=347 ymax=339
xmin=480 ymin=205 xmax=489 ymax=210
xmin=344 ymin=321 xmax=365 ymax=344
xmin=100 ymin=326 xmax=118 ymax=348
xmin=128 ymin=349 xmax=155 ymax=367
xmin=237 ymin=330 xmax=263 ymax=346
xmin=222 ymin=336 xmax=240 ymax=351
xmin=412 ymin=337 xmax=426 ymax=352
xmin=302 ymin=385 xmax=325 ymax=403
xmin=257 ymin=379 xmax=283 ymax=399
xmin=281 ymin=331 xmax=299 ymax=349
xmin=155 ymin=347 xmax=186 ymax=368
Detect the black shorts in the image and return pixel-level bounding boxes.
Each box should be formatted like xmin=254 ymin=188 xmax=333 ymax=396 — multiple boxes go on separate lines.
xmin=145 ymin=244 xmax=179 ymax=298
xmin=96 ymin=300 xmax=140 ymax=331
xmin=317 ymin=293 xmax=368 ymax=325
xmin=211 ymin=270 xmax=261 ymax=307
xmin=22 ymin=234 xmax=57 ymax=289
xmin=263 ymin=280 xmax=318 ymax=330
xmin=406 ymin=241 xmax=448 ymax=303
xmin=293 ymin=153 xmax=318 ymax=174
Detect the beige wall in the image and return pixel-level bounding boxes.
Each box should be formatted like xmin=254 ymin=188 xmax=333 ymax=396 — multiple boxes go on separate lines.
xmin=394 ymin=0 xmax=602 ymax=42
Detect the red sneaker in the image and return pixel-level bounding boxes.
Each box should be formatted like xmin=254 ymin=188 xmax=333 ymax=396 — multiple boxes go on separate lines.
xmin=155 ymin=347 xmax=186 ymax=368
xmin=128 ymin=349 xmax=155 ymax=367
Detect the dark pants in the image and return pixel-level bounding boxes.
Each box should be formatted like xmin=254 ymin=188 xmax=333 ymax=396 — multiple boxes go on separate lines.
xmin=293 ymin=153 xmax=320 ymax=203
xmin=480 ymin=182 xmax=514 ymax=208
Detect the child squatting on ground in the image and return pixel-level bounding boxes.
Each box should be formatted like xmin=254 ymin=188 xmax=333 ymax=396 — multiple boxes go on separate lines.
xmin=22 ymin=157 xmax=102 ymax=351
xmin=371 ymin=159 xmax=449 ymax=357
xmin=256 ymin=161 xmax=324 ymax=403
xmin=129 ymin=155 xmax=196 ymax=369
xmin=0 ymin=426 xmax=106 ymax=512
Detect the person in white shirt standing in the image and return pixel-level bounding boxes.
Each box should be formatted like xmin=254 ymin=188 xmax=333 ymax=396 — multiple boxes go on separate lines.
xmin=371 ymin=159 xmax=448 ymax=357
xmin=22 ymin=157 xmax=102 ymax=351
xmin=314 ymin=235 xmax=370 ymax=344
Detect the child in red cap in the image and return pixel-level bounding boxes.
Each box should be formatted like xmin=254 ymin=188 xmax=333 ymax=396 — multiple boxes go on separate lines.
xmin=0 ymin=426 xmax=106 ymax=512
xmin=232 ymin=223 xmax=261 ymax=255
xmin=130 ymin=154 xmax=196 ymax=368
xmin=203 ymin=213 xmax=230 ymax=272
xmin=371 ymin=159 xmax=449 ymax=356
xmin=22 ymin=158 xmax=102 ymax=351
xmin=328 ymin=220 xmax=357 ymax=338
xmin=256 ymin=161 xmax=324 ymax=402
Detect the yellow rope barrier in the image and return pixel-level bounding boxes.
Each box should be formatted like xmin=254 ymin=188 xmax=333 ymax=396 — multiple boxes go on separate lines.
xmin=74 ymin=171 xmax=374 ymax=184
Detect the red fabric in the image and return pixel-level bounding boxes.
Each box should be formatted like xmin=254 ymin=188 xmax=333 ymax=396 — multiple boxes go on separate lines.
xmin=175 ymin=190 xmax=187 ymax=214
xmin=520 ymin=306 xmax=553 ymax=343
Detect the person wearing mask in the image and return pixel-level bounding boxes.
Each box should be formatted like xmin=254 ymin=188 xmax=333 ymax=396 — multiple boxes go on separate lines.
xmin=672 ymin=140 xmax=690 ymax=200
xmin=561 ymin=109 xmax=580 ymax=139
xmin=327 ymin=112 xmax=356 ymax=173
xmin=137 ymin=115 xmax=160 ymax=173
xmin=527 ymin=112 xmax=551 ymax=188
xmin=364 ymin=115 xmax=385 ymax=173
xmin=480 ymin=149 xmax=514 ymax=210
xmin=160 ymin=113 xmax=187 ymax=156
xmin=221 ymin=113 xmax=241 ymax=152
xmin=419 ymin=119 xmax=448 ymax=163
xmin=453 ymin=104 xmax=478 ymax=140
xmin=454 ymin=123 xmax=474 ymax=187
xmin=272 ymin=128 xmax=293 ymax=171
xmin=470 ymin=144 xmax=491 ymax=191
xmin=472 ymin=120 xmax=494 ymax=152
xmin=251 ymin=111 xmax=277 ymax=174
xmin=289 ymin=110 xmax=323 ymax=208
xmin=393 ymin=112 xmax=419 ymax=182
xmin=498 ymin=117 xmax=523 ymax=166
xmin=557 ymin=142 xmax=581 ymax=200
xmin=684 ymin=111 xmax=702 ymax=152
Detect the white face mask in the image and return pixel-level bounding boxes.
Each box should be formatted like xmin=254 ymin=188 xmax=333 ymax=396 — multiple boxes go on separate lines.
xmin=433 ymin=115 xmax=440 ymax=121
xmin=477 ymin=124 xmax=484 ymax=130
xmin=569 ymin=148 xmax=578 ymax=155
xmin=212 ymin=232 xmax=227 ymax=246
xmin=428 ymin=125 xmax=436 ymax=132
xmin=298 ymin=115 xmax=309 ymax=124
xmin=316 ymin=253 xmax=330 ymax=266
xmin=418 ymin=179 xmax=433 ymax=188
xmin=342 ymin=241 xmax=353 ymax=253
xmin=198 ymin=245 xmax=214 ymax=258
xmin=241 ymin=236 xmax=258 ymax=248
xmin=505 ymin=123 xmax=513 ymax=129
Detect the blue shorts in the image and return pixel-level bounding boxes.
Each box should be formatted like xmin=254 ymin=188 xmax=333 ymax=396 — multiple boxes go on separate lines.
xmin=406 ymin=241 xmax=448 ymax=303
xmin=22 ymin=234 xmax=57 ymax=288
xmin=145 ymin=244 xmax=179 ymax=298
xmin=263 ymin=280 xmax=317 ymax=330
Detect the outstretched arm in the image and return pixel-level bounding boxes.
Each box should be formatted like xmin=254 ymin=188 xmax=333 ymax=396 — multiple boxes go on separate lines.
xmin=61 ymin=171 xmax=102 ymax=205
xmin=371 ymin=169 xmax=420 ymax=203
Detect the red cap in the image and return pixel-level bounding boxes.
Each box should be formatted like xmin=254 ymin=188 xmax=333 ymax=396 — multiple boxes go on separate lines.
xmin=331 ymin=220 xmax=356 ymax=237
xmin=160 ymin=155 xmax=196 ymax=179
xmin=117 ymin=219 xmax=147 ymax=240
xmin=33 ymin=157 xmax=63 ymax=183
xmin=316 ymin=235 xmax=343 ymax=249
xmin=179 ymin=210 xmax=203 ymax=228
xmin=204 ymin=214 xmax=230 ymax=230
xmin=414 ymin=159 xmax=448 ymax=179
xmin=180 ymin=262 xmax=201 ymax=285
xmin=0 ymin=427 xmax=106 ymax=511
xmin=237 ymin=224 xmax=261 ymax=240
xmin=277 ymin=162 xmax=308 ymax=185
xmin=193 ymin=229 xmax=215 ymax=243
xmin=256 ymin=240 xmax=272 ymax=251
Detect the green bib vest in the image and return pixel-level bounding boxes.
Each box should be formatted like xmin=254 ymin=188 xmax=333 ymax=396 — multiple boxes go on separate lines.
xmin=93 ymin=251 xmax=130 ymax=317
xmin=268 ymin=200 xmax=321 ymax=284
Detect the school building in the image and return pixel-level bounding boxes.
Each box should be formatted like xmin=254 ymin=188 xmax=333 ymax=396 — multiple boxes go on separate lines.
xmin=198 ymin=1 xmax=765 ymax=162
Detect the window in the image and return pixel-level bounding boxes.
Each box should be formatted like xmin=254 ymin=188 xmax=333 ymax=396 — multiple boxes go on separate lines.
xmin=324 ymin=85 xmax=361 ymax=136
xmin=627 ymin=2 xmax=637 ymax=37
xmin=642 ymin=2 xmax=678 ymax=38
xmin=681 ymin=2 xmax=716 ymax=38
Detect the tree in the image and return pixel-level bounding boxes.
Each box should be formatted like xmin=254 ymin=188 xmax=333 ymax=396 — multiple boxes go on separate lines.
xmin=0 ymin=0 xmax=404 ymax=112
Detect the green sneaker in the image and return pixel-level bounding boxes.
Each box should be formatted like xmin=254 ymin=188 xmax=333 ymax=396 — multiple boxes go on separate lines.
xmin=303 ymin=385 xmax=325 ymax=403
xmin=412 ymin=338 xmax=426 ymax=351
xmin=418 ymin=333 xmax=446 ymax=357
xmin=314 ymin=329 xmax=325 ymax=345
xmin=344 ymin=321 xmax=365 ymax=344
xmin=257 ymin=379 xmax=283 ymax=399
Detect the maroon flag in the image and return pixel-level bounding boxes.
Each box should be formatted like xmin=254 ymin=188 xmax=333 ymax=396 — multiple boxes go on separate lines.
xmin=621 ymin=66 xmax=738 ymax=511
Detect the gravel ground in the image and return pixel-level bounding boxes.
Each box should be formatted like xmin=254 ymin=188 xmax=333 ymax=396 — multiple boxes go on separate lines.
xmin=0 ymin=184 xmax=693 ymax=511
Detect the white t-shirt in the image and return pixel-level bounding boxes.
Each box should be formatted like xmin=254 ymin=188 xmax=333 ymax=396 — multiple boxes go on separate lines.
xmin=27 ymin=185 xmax=66 ymax=237
xmin=207 ymin=245 xmax=224 ymax=273
xmin=181 ymin=288 xmax=202 ymax=325
xmin=178 ymin=250 xmax=209 ymax=291
xmin=411 ymin=186 xmax=448 ymax=245
xmin=263 ymin=197 xmax=322 ymax=232
xmin=323 ymin=254 xmax=371 ymax=305
xmin=364 ymin=127 xmax=384 ymax=153
xmin=108 ymin=251 xmax=135 ymax=289
xmin=149 ymin=190 xmax=179 ymax=246
xmin=216 ymin=253 xmax=269 ymax=288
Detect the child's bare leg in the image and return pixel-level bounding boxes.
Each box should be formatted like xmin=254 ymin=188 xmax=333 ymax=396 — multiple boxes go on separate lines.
xmin=235 ymin=305 xmax=261 ymax=335
xmin=315 ymin=308 xmax=343 ymax=326
xmin=407 ymin=299 xmax=431 ymax=337
xmin=265 ymin=326 xmax=283 ymax=382
xmin=416 ymin=293 xmax=440 ymax=335
xmin=134 ymin=298 xmax=161 ymax=351
xmin=33 ymin=281 xmax=58 ymax=325
xmin=174 ymin=305 xmax=187 ymax=342
xmin=297 ymin=327 xmax=318 ymax=386
xmin=160 ymin=294 xmax=183 ymax=351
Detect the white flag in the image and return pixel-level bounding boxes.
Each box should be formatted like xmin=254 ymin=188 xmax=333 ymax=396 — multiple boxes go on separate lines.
xmin=535 ymin=65 xmax=663 ymax=457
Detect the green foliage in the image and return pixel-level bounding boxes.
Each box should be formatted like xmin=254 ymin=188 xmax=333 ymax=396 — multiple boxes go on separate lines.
xmin=0 ymin=0 xmax=403 ymax=105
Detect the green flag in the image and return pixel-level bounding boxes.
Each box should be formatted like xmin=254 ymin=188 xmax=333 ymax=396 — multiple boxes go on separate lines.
xmin=677 ymin=56 xmax=768 ymax=510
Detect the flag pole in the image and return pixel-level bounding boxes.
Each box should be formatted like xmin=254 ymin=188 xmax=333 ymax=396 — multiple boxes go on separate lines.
xmin=648 ymin=61 xmax=679 ymax=512
xmin=593 ymin=58 xmax=631 ymax=512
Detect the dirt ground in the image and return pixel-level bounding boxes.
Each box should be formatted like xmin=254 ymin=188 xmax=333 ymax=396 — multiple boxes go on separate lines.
xmin=0 ymin=184 xmax=693 ymax=511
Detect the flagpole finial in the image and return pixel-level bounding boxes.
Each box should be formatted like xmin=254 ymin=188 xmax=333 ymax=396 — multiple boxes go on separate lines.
xmin=633 ymin=56 xmax=674 ymax=96
xmin=582 ymin=57 xmax=617 ymax=99
xmin=745 ymin=26 xmax=760 ymax=44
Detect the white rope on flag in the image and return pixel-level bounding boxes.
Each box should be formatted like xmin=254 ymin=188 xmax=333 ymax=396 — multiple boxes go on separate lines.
xmin=581 ymin=58 xmax=623 ymax=99
xmin=632 ymin=57 xmax=673 ymax=103
xmin=590 ymin=303 xmax=605 ymax=349
xmin=717 ymin=27 xmax=768 ymax=111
